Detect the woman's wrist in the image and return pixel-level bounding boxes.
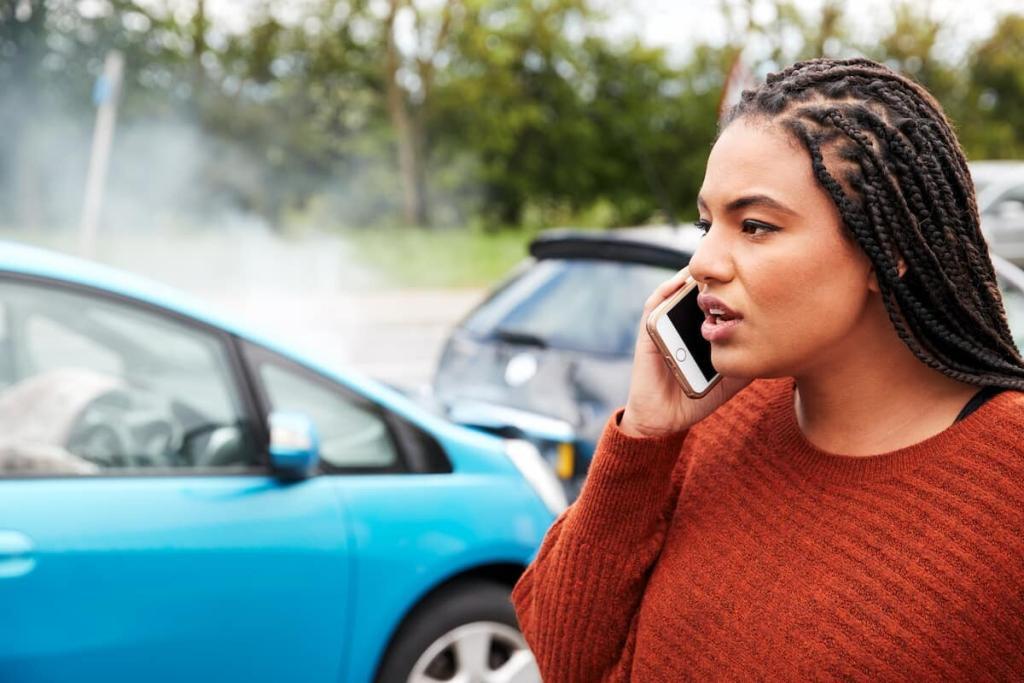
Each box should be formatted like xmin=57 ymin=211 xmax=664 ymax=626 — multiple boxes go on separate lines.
xmin=618 ymin=408 xmax=682 ymax=439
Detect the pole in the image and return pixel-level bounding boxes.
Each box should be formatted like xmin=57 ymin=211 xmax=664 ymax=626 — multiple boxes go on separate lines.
xmin=79 ymin=50 xmax=124 ymax=258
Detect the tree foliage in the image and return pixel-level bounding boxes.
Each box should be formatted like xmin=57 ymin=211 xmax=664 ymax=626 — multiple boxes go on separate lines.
xmin=1 ymin=0 xmax=1023 ymax=232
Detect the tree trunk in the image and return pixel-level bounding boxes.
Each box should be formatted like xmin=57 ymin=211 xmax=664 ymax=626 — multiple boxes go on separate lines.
xmin=814 ymin=0 xmax=843 ymax=56
xmin=385 ymin=0 xmax=430 ymax=227
xmin=192 ymin=0 xmax=207 ymax=92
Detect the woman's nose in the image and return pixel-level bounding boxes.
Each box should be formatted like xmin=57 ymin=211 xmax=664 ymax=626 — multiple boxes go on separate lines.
xmin=687 ymin=227 xmax=734 ymax=286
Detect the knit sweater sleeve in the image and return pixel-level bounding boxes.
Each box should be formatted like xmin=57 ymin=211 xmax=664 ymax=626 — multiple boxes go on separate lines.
xmin=510 ymin=407 xmax=691 ymax=682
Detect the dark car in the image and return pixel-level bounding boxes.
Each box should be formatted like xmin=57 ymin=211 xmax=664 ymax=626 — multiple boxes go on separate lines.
xmin=433 ymin=224 xmax=1024 ymax=500
xmin=432 ymin=226 xmax=702 ymax=499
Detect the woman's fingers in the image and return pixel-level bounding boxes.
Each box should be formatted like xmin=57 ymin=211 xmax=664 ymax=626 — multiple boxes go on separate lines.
xmin=645 ymin=266 xmax=692 ymax=310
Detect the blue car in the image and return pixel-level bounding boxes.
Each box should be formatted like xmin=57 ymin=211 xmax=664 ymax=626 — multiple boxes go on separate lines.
xmin=0 ymin=242 xmax=562 ymax=683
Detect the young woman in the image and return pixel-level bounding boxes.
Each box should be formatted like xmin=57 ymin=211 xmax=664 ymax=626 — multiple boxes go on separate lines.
xmin=511 ymin=57 xmax=1024 ymax=681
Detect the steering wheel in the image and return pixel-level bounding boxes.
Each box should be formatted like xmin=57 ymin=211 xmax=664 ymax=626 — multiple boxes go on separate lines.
xmin=68 ymin=422 xmax=134 ymax=468
xmin=67 ymin=389 xmax=186 ymax=468
xmin=177 ymin=422 xmax=246 ymax=468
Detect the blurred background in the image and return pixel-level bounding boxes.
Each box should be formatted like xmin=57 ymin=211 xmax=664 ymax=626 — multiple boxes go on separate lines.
xmin=2 ymin=0 xmax=1023 ymax=388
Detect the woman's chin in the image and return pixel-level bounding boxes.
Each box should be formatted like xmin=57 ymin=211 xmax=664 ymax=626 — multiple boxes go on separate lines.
xmin=713 ymin=351 xmax=795 ymax=381
xmin=710 ymin=347 xmax=761 ymax=378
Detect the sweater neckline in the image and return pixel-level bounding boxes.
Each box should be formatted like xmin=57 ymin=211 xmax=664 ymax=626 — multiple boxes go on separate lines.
xmin=767 ymin=378 xmax=1012 ymax=485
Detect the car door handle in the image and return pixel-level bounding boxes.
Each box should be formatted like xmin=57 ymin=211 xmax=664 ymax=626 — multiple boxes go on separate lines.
xmin=0 ymin=530 xmax=35 ymax=578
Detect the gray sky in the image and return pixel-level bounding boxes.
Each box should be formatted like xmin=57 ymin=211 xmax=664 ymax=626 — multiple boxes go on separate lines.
xmin=603 ymin=0 xmax=1023 ymax=66
xmin=186 ymin=0 xmax=1022 ymax=67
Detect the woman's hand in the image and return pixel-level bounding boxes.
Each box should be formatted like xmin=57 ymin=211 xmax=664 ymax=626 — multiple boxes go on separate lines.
xmin=620 ymin=266 xmax=753 ymax=438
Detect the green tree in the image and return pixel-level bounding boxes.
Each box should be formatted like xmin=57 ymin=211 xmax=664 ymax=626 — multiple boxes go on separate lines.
xmin=866 ymin=1 xmax=962 ymax=112
xmin=962 ymin=13 xmax=1024 ymax=159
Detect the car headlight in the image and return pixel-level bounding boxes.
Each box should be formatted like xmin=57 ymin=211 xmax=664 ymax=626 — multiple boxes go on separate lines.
xmin=503 ymin=438 xmax=568 ymax=515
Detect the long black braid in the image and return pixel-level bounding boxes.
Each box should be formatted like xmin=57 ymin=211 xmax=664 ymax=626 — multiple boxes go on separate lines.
xmin=721 ymin=57 xmax=1024 ymax=389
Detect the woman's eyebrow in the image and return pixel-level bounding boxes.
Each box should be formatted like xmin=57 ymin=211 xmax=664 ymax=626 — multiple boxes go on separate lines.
xmin=697 ymin=194 xmax=798 ymax=216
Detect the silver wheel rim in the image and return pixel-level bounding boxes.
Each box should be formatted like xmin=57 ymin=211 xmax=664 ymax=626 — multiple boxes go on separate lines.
xmin=407 ymin=620 xmax=540 ymax=683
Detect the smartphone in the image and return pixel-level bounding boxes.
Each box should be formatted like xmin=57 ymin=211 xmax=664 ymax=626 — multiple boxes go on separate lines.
xmin=645 ymin=275 xmax=722 ymax=398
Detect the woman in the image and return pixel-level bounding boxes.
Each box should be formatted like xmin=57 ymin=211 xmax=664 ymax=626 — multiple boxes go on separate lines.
xmin=510 ymin=57 xmax=1024 ymax=681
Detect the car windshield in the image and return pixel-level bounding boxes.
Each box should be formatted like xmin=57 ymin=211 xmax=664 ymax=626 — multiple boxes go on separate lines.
xmin=462 ymin=258 xmax=678 ymax=356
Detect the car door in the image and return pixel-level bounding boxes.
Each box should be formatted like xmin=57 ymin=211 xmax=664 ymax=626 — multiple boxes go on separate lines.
xmin=0 ymin=276 xmax=351 ymax=682
xmin=241 ymin=343 xmax=473 ymax=683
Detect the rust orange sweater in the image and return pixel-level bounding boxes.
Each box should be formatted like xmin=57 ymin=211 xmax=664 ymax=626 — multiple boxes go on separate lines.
xmin=511 ymin=378 xmax=1024 ymax=681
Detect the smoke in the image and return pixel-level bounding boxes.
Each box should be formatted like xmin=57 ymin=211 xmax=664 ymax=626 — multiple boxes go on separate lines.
xmin=0 ymin=89 xmax=475 ymax=236
xmin=0 ymin=68 xmax=472 ymax=391
xmin=0 ymin=66 xmax=385 ymax=301
xmin=0 ymin=62 xmax=382 ymax=252
xmin=102 ymin=120 xmax=211 ymax=233
xmin=0 ymin=8 xmax=490 ymax=390
xmin=0 ymin=103 xmax=89 ymax=233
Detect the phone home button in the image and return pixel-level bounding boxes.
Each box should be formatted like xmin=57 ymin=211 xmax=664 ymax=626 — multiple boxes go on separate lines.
xmin=675 ymin=348 xmax=687 ymax=362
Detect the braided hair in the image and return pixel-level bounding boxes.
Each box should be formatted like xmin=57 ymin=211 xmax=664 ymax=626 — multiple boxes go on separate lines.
xmin=721 ymin=57 xmax=1024 ymax=389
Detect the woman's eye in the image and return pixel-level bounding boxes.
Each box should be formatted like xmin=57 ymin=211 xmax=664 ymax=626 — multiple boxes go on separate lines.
xmin=742 ymin=219 xmax=778 ymax=236
xmin=693 ymin=219 xmax=711 ymax=236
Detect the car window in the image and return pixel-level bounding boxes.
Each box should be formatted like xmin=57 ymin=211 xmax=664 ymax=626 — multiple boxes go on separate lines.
xmin=463 ymin=259 xmax=677 ymax=356
xmin=0 ymin=280 xmax=256 ymax=475
xmin=256 ymin=360 xmax=399 ymax=470
xmin=27 ymin=315 xmax=121 ymax=375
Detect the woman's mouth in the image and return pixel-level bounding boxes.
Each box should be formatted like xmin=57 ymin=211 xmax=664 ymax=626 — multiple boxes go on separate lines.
xmin=701 ymin=313 xmax=742 ymax=341
xmin=696 ymin=294 xmax=743 ymax=342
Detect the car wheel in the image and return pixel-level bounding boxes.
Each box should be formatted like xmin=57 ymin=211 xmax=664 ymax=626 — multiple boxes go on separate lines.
xmin=375 ymin=579 xmax=540 ymax=683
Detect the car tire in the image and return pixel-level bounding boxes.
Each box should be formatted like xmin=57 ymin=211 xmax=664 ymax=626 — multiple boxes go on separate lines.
xmin=374 ymin=579 xmax=540 ymax=683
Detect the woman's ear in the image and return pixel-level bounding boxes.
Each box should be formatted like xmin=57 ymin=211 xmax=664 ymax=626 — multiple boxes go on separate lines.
xmin=867 ymin=257 xmax=907 ymax=293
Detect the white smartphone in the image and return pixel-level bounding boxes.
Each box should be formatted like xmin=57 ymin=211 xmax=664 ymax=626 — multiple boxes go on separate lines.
xmin=644 ymin=275 xmax=722 ymax=399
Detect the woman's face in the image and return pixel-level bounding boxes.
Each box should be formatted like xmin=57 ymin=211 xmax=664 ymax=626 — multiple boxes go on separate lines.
xmin=690 ymin=116 xmax=883 ymax=379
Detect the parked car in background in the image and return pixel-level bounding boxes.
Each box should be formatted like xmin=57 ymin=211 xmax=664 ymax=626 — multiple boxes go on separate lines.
xmin=432 ymin=226 xmax=701 ymax=500
xmin=433 ymin=223 xmax=1024 ymax=501
xmin=0 ymin=242 xmax=559 ymax=683
xmin=971 ymin=160 xmax=1024 ymax=264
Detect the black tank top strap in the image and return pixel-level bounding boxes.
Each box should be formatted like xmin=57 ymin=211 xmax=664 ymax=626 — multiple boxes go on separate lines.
xmin=955 ymin=385 xmax=1007 ymax=423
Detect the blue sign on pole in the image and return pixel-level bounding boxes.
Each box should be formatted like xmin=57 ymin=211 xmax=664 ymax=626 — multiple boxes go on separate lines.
xmin=92 ymin=75 xmax=111 ymax=107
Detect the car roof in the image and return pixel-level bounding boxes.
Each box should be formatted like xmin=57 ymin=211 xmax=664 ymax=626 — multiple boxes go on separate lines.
xmin=0 ymin=240 xmax=261 ymax=339
xmin=529 ymin=225 xmax=701 ymax=270
xmin=970 ymin=160 xmax=1024 ymax=184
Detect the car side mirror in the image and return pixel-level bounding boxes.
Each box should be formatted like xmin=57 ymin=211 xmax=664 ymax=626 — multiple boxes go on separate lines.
xmin=268 ymin=411 xmax=320 ymax=480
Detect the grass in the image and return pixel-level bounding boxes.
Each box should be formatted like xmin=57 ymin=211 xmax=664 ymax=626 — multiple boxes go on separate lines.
xmin=0 ymin=223 xmax=549 ymax=289
xmin=343 ymin=225 xmax=543 ymax=288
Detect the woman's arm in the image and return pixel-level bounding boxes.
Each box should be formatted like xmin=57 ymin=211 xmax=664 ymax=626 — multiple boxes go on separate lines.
xmin=511 ymin=407 xmax=690 ymax=683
